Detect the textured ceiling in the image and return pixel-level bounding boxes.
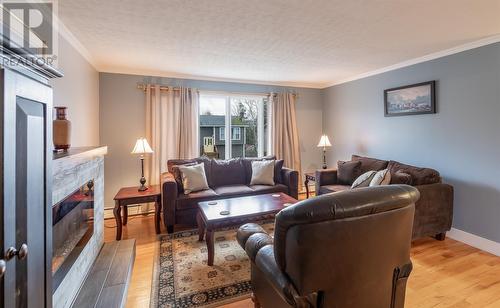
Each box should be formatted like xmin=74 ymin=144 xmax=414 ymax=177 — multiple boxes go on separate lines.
xmin=58 ymin=0 xmax=500 ymax=88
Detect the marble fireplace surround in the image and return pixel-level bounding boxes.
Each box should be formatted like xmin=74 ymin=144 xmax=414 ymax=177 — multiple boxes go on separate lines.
xmin=52 ymin=146 xmax=107 ymax=308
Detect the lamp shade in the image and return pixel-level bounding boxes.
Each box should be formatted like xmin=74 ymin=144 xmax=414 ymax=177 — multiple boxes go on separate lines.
xmin=317 ymin=135 xmax=332 ymax=148
xmin=131 ymin=137 xmax=153 ymax=154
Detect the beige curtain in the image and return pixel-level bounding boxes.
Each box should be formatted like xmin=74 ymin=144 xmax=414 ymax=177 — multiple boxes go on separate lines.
xmin=270 ymin=92 xmax=302 ymax=187
xmin=145 ymin=85 xmax=199 ymax=185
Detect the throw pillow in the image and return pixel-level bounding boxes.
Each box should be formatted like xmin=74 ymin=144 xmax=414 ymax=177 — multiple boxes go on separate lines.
xmin=369 ymin=169 xmax=392 ymax=186
xmin=390 ymin=171 xmax=413 ymax=185
xmin=337 ymin=160 xmax=362 ymax=185
xmin=178 ymin=162 xmax=209 ymax=194
xmin=250 ymin=160 xmax=275 ymax=186
xmin=172 ymin=164 xmax=195 ymax=193
xmin=351 ymin=170 xmax=377 ymax=189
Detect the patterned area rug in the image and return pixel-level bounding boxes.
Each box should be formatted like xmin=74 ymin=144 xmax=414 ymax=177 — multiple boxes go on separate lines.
xmin=151 ymin=223 xmax=274 ymax=307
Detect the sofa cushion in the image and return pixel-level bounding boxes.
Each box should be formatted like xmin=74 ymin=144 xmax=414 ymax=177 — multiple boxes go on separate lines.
xmin=388 ymin=160 xmax=441 ymax=185
xmin=249 ymin=184 xmax=288 ymax=194
xmin=169 ymin=156 xmax=213 ymax=191
xmin=171 ymin=164 xmax=192 ymax=193
xmin=167 ymin=159 xmax=197 ymax=172
xmin=176 ymin=189 xmax=219 ymax=210
xmin=242 ymin=156 xmax=283 ymax=184
xmin=337 ymin=160 xmax=362 ymax=185
xmin=352 ymin=155 xmax=389 ymax=173
xmin=211 ymin=158 xmax=246 ymax=187
xmin=390 ymin=171 xmax=413 ymax=185
xmin=214 ymin=185 xmax=254 ymax=197
xmin=319 ymin=184 xmax=350 ymax=195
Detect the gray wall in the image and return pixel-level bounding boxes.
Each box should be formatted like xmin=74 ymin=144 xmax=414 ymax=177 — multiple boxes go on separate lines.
xmin=99 ymin=73 xmax=324 ymax=209
xmin=323 ymin=43 xmax=500 ymax=242
xmin=51 ymin=35 xmax=100 ymax=147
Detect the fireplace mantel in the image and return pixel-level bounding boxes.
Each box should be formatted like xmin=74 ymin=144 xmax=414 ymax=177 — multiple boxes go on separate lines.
xmin=53 ymin=146 xmax=108 ymax=161
xmin=52 ymin=146 xmax=107 ymax=308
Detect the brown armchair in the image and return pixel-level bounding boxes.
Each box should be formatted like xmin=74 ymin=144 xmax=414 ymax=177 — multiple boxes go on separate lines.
xmin=237 ymin=185 xmax=420 ymax=308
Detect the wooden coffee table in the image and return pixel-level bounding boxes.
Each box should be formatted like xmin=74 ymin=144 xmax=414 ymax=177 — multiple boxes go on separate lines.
xmin=197 ymin=192 xmax=298 ymax=266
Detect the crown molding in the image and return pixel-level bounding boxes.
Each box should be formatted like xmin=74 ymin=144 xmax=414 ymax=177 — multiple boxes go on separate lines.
xmin=55 ymin=16 xmax=99 ymax=71
xmin=98 ymin=66 xmax=325 ymax=89
xmin=323 ymin=34 xmax=500 ymax=89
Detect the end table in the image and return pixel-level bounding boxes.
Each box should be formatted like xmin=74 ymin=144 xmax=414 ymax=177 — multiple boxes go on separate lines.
xmin=113 ymin=185 xmax=162 ymax=240
xmin=304 ymin=172 xmax=316 ymax=199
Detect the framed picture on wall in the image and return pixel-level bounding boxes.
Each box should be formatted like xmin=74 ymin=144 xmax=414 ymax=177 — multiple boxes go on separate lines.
xmin=384 ymin=81 xmax=436 ymax=117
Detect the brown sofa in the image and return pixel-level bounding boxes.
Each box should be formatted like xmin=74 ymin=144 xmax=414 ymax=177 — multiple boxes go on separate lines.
xmin=315 ymin=155 xmax=454 ymax=240
xmin=161 ymin=156 xmax=298 ymax=233
xmin=237 ymin=185 xmax=419 ymax=307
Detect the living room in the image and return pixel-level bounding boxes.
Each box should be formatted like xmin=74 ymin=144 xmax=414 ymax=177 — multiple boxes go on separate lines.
xmin=1 ymin=1 xmax=499 ymax=308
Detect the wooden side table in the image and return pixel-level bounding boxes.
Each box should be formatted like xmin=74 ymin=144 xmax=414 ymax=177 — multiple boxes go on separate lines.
xmin=304 ymin=172 xmax=316 ymax=199
xmin=113 ymin=185 xmax=162 ymax=240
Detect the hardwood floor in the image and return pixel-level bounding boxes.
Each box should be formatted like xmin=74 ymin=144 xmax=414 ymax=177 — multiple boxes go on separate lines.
xmin=104 ymin=210 xmax=500 ymax=308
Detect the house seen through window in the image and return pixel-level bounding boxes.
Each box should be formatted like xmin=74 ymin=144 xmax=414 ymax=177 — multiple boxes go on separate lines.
xmin=199 ymin=93 xmax=270 ymax=159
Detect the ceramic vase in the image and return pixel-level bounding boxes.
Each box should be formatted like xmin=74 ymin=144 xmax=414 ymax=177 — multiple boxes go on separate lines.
xmin=53 ymin=106 xmax=71 ymax=150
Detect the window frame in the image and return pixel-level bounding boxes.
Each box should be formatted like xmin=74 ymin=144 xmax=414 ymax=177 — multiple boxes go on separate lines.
xmin=199 ymin=92 xmax=269 ymax=158
xmin=219 ymin=126 xmax=225 ymax=141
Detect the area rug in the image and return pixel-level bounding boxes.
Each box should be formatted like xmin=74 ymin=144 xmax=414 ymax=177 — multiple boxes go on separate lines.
xmin=150 ymin=222 xmax=274 ymax=308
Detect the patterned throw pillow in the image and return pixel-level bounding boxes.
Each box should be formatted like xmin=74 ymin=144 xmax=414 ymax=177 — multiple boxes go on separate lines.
xmin=369 ymin=169 xmax=392 ymax=186
xmin=351 ymin=171 xmax=377 ymax=189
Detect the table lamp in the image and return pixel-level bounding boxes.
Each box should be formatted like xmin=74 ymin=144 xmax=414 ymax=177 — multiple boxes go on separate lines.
xmin=317 ymin=134 xmax=332 ymax=169
xmin=131 ymin=137 xmax=154 ymax=191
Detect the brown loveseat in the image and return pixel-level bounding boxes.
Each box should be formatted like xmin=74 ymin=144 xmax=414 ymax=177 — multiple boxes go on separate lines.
xmin=238 ymin=185 xmax=419 ymax=307
xmin=161 ymin=156 xmax=298 ymax=233
xmin=315 ymin=155 xmax=454 ymax=240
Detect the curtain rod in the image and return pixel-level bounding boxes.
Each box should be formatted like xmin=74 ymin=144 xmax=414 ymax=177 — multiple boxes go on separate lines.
xmin=136 ymin=83 xmax=297 ymax=97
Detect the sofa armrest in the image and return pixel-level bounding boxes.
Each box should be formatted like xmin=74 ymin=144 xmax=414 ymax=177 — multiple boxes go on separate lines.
xmin=161 ymin=172 xmax=178 ymax=233
xmin=315 ymin=169 xmax=338 ymax=194
xmin=413 ymin=183 xmax=454 ymax=239
xmin=281 ymin=167 xmax=299 ymax=199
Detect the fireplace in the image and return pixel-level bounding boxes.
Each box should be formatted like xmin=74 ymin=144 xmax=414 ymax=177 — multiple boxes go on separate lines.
xmin=52 ymin=180 xmax=94 ymax=292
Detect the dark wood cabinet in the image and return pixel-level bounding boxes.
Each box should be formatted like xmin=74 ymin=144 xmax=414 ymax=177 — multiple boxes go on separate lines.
xmin=0 ymin=43 xmax=62 ymax=307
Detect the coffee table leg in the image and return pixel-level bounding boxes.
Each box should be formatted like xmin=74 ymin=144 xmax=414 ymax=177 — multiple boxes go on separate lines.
xmin=206 ymin=229 xmax=214 ymax=266
xmin=113 ymin=201 xmax=122 ymax=240
xmin=196 ymin=212 xmax=205 ymax=241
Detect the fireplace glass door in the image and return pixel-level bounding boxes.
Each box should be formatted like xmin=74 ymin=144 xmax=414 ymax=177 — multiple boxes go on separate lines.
xmin=52 ymin=181 xmax=94 ymax=292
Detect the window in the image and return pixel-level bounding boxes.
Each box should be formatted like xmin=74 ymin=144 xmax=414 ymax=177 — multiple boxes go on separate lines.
xmin=199 ymin=93 xmax=270 ymax=159
xmin=219 ymin=127 xmax=225 ymax=141
xmin=232 ymin=127 xmax=241 ymax=140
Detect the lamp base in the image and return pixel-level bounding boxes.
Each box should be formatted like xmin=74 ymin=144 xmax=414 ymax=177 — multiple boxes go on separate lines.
xmin=138 ymin=176 xmax=148 ymax=191
xmin=322 ymin=149 xmax=328 ymax=169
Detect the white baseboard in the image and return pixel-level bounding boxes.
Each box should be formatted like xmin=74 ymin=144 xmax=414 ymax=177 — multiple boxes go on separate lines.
xmin=447 ymin=228 xmax=500 ymax=257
